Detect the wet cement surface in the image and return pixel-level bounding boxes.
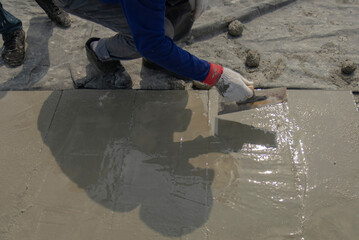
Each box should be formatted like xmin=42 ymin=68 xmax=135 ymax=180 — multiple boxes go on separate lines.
xmin=1 ymin=89 xmax=358 ymax=239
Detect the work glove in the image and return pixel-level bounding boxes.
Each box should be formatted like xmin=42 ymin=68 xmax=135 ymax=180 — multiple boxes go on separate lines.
xmin=189 ymin=0 xmax=208 ymax=20
xmin=201 ymin=63 xmax=254 ymax=103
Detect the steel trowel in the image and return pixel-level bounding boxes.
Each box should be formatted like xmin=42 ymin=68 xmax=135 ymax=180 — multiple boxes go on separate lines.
xmin=218 ymin=87 xmax=287 ymax=115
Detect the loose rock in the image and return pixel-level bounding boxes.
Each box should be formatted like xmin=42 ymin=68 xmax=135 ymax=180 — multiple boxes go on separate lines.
xmin=228 ymin=20 xmax=244 ymax=37
xmin=169 ymin=80 xmax=186 ymax=90
xmin=341 ymin=60 xmax=357 ymax=74
xmin=192 ymin=80 xmax=212 ymax=90
xmin=246 ymin=50 xmax=261 ymax=68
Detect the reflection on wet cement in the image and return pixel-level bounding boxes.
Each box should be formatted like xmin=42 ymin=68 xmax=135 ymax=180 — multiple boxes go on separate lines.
xmin=34 ymin=89 xmax=359 ymax=238
xmin=38 ymin=89 xmax=359 ymax=239
xmin=263 ymin=104 xmax=308 ymax=235
xmin=213 ymin=102 xmax=307 ymax=238
xmin=38 ymin=90 xmax=280 ymax=237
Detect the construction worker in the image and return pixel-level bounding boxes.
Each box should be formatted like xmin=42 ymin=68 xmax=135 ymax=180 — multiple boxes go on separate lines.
xmin=54 ymin=0 xmax=254 ymax=103
xmin=1 ymin=1 xmax=70 ymax=67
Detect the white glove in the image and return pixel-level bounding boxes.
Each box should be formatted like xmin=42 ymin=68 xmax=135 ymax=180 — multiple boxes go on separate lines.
xmin=216 ymin=68 xmax=254 ymax=103
xmin=189 ymin=0 xmax=208 ymax=20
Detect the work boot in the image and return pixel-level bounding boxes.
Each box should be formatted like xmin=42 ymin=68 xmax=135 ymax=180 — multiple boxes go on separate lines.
xmin=35 ymin=0 xmax=71 ymax=28
xmin=85 ymin=38 xmax=132 ymax=89
xmin=1 ymin=29 xmax=26 ymax=67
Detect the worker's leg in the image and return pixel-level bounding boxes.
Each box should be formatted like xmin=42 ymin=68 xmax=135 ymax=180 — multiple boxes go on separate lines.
xmin=0 ymin=2 xmax=22 ymax=35
xmin=54 ymin=0 xmax=140 ymax=60
xmin=35 ymin=0 xmax=71 ymax=28
xmin=0 ymin=2 xmax=26 ymax=67
xmin=54 ymin=0 xmax=188 ymax=81
xmin=54 ymin=0 xmax=177 ymax=61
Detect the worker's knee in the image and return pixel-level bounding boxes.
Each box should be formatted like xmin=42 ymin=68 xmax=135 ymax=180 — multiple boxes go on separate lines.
xmin=164 ymin=17 xmax=174 ymax=39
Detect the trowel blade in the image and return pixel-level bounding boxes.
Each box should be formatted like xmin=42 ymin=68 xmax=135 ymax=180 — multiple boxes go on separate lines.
xmin=218 ymin=87 xmax=287 ymax=115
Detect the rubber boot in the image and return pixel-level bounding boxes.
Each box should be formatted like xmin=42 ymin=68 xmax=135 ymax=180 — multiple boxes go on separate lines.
xmin=1 ymin=29 xmax=26 ymax=67
xmin=85 ymin=38 xmax=132 ymax=89
xmin=35 ymin=0 xmax=71 ymax=28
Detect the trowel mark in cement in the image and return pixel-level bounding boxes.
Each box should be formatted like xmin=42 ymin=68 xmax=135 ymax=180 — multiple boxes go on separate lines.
xmin=217 ymin=101 xmax=310 ymax=237
xmin=36 ymin=91 xmax=213 ymax=237
xmin=259 ymin=103 xmax=309 ymax=237
xmin=33 ymin=89 xmax=359 ymax=238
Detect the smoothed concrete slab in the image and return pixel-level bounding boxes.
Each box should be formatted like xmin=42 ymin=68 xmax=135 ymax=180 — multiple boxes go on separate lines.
xmin=0 ymin=91 xmax=60 ymax=239
xmin=216 ymin=90 xmax=359 ymax=239
xmin=287 ymin=91 xmax=359 ymax=239
xmin=1 ymin=90 xmax=358 ymax=239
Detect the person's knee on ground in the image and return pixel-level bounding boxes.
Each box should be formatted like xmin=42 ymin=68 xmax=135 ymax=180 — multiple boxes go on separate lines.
xmin=89 ymin=0 xmax=192 ymax=77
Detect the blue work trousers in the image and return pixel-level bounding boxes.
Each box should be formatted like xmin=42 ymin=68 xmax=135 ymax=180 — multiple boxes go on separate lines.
xmin=54 ymin=0 xmax=175 ymax=60
xmin=0 ymin=2 xmax=22 ymax=35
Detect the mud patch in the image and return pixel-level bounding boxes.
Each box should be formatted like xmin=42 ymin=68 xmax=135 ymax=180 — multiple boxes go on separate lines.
xmin=228 ymin=20 xmax=244 ymax=37
xmin=329 ymin=69 xmax=359 ymax=89
xmin=262 ymin=58 xmax=287 ymax=81
xmin=317 ymin=42 xmax=341 ymax=55
xmin=245 ymin=50 xmax=260 ymax=68
xmin=192 ymin=80 xmax=212 ymax=90
xmin=232 ymin=46 xmax=287 ymax=85
xmin=341 ymin=59 xmax=357 ymax=74
xmin=353 ymin=92 xmax=359 ymax=110
xmin=169 ymin=79 xmax=186 ymax=90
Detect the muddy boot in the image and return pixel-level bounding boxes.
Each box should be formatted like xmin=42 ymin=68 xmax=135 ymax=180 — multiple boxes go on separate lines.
xmin=1 ymin=29 xmax=26 ymax=67
xmin=86 ymin=38 xmax=132 ymax=89
xmin=35 ymin=0 xmax=71 ymax=28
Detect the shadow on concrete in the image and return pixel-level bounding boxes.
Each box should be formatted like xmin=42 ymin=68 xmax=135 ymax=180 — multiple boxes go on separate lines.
xmin=0 ymin=56 xmax=4 ymax=68
xmin=37 ymin=90 xmax=276 ymax=237
xmin=0 ymin=91 xmax=6 ymax=99
xmin=0 ymin=17 xmax=53 ymax=93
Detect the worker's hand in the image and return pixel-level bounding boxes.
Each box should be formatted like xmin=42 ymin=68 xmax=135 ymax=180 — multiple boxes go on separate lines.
xmin=216 ymin=67 xmax=254 ymax=103
xmin=189 ymin=0 xmax=208 ymax=20
xmin=201 ymin=63 xmax=254 ymax=103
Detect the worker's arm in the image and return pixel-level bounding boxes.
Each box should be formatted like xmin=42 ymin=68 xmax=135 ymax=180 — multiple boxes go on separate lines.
xmin=118 ymin=0 xmax=209 ymax=81
xmin=102 ymin=0 xmax=253 ymax=102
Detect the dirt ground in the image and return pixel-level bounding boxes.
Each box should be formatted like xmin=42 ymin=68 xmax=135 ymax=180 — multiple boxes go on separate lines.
xmin=186 ymin=0 xmax=359 ymax=91
xmin=0 ymin=0 xmax=358 ymax=100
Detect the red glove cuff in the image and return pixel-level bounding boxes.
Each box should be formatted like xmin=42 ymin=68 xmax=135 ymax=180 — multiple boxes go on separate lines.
xmin=202 ymin=63 xmax=224 ymax=87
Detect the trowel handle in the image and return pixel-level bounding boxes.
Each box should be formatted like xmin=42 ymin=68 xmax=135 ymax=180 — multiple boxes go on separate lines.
xmin=249 ymin=85 xmax=255 ymax=93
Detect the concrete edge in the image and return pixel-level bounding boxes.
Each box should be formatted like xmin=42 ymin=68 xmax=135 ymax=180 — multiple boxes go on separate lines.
xmin=255 ymin=84 xmax=359 ymax=92
xmin=189 ymin=0 xmax=297 ymax=41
